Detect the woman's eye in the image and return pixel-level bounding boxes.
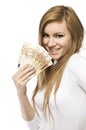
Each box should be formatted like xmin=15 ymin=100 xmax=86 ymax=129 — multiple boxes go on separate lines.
xmin=42 ymin=33 xmax=49 ymax=38
xmin=56 ymin=35 xmax=64 ymax=38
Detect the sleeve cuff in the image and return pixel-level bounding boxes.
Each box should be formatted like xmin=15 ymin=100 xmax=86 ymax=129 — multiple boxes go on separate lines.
xmin=24 ymin=114 xmax=40 ymax=130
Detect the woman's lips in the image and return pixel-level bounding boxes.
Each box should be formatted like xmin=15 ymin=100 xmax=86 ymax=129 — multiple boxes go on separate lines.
xmin=49 ymin=47 xmax=61 ymax=55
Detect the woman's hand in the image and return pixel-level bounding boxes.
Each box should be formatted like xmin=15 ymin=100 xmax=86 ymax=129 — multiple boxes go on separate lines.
xmin=12 ymin=64 xmax=36 ymax=95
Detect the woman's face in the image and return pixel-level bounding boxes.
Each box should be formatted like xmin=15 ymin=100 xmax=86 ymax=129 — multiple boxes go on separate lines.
xmin=43 ymin=21 xmax=72 ymax=60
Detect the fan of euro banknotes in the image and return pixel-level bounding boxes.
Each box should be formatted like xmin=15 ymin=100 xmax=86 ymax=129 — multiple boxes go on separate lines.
xmin=18 ymin=42 xmax=53 ymax=75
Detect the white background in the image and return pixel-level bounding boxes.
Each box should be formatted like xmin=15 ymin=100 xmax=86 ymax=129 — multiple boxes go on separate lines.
xmin=0 ymin=0 xmax=86 ymax=130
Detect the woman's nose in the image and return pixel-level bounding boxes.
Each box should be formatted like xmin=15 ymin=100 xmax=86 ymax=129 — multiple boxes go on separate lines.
xmin=48 ymin=37 xmax=56 ymax=47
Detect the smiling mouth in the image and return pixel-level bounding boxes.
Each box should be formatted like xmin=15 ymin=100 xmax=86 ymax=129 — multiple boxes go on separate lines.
xmin=49 ymin=47 xmax=61 ymax=54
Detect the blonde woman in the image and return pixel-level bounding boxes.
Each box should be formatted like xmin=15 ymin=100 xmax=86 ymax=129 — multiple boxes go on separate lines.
xmin=12 ymin=5 xmax=86 ymax=130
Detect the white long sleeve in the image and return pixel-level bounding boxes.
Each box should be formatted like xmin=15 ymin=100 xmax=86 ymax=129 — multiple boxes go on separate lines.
xmin=25 ymin=113 xmax=52 ymax=130
xmin=25 ymin=114 xmax=40 ymax=130
xmin=24 ymin=53 xmax=86 ymax=130
xmin=67 ymin=53 xmax=86 ymax=91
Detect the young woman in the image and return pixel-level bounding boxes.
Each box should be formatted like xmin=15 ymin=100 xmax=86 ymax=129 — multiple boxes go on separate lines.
xmin=12 ymin=5 xmax=86 ymax=130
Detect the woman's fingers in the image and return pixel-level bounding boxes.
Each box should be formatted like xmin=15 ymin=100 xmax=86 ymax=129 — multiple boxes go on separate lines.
xmin=14 ymin=64 xmax=30 ymax=78
xmin=18 ymin=65 xmax=35 ymax=78
xmin=13 ymin=65 xmax=36 ymax=81
xmin=12 ymin=64 xmax=36 ymax=94
xmin=21 ymin=69 xmax=36 ymax=81
xmin=12 ymin=64 xmax=36 ymax=86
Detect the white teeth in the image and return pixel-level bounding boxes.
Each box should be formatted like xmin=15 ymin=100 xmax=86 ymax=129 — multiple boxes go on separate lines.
xmin=50 ymin=48 xmax=60 ymax=51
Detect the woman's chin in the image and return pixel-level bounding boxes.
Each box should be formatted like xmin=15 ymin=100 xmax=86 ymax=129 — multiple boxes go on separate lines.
xmin=51 ymin=55 xmax=61 ymax=60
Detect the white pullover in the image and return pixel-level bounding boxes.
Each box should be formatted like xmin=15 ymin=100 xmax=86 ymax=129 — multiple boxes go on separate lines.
xmin=25 ymin=53 xmax=86 ymax=130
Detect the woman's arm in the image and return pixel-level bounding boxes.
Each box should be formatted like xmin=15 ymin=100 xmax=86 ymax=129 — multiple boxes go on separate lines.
xmin=17 ymin=93 xmax=35 ymax=121
xmin=12 ymin=64 xmax=51 ymax=130
xmin=12 ymin=64 xmax=36 ymax=120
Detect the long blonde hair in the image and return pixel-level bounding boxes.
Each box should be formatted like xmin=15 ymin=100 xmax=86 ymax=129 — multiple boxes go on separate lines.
xmin=32 ymin=5 xmax=84 ymax=118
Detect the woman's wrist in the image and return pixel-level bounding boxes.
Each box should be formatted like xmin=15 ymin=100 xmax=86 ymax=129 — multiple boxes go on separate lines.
xmin=17 ymin=92 xmax=35 ymax=121
xmin=17 ymin=91 xmax=27 ymax=98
